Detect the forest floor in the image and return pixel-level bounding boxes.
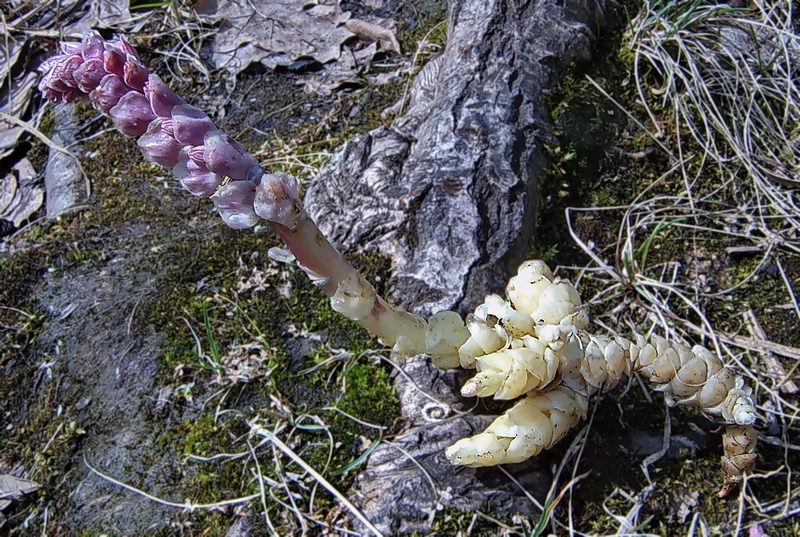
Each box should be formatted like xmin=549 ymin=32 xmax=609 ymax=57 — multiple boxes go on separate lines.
xmin=1 ymin=1 xmax=798 ymax=536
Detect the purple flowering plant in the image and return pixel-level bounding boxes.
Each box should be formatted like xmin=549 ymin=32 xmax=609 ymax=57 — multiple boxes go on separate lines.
xmin=38 ymin=31 xmax=431 ymax=355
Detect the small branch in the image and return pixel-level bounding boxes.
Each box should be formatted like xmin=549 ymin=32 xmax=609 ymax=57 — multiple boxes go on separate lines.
xmin=743 ymin=310 xmax=799 ymax=394
xmin=83 ymin=455 xmax=260 ymax=512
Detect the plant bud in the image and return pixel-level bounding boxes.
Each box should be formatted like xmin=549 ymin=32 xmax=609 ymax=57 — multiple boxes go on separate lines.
xmin=173 ymin=154 xmax=221 ymax=197
xmin=425 ymin=311 xmax=469 ymax=369
xmin=506 ymin=260 xmax=553 ymax=315
xmin=123 ymin=56 xmax=149 ymax=91
xmin=254 ymin=173 xmax=304 ymax=228
xmin=144 ymin=74 xmax=184 ymax=117
xmin=109 ymin=92 xmax=156 ymax=137
xmin=103 ymin=48 xmax=126 ymax=78
xmin=72 ymin=59 xmax=105 ymax=93
xmin=211 ymin=180 xmax=259 ymax=229
xmin=203 ymin=131 xmax=261 ymax=180
xmin=329 ymin=271 xmax=376 ymax=321
xmin=54 ymin=55 xmax=83 ymax=89
xmin=171 ymin=104 xmax=216 ymax=145
xmin=137 ymin=119 xmax=181 ymax=166
xmin=81 ymin=33 xmax=105 ymax=60
xmin=90 ymin=74 xmax=128 ymax=113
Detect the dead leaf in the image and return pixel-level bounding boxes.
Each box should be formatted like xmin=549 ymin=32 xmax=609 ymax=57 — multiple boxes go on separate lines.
xmin=94 ymin=0 xmax=132 ymax=27
xmin=300 ymin=42 xmax=378 ymax=95
xmin=0 ymin=474 xmax=40 ymax=501
xmin=0 ymin=68 xmax=38 ymax=160
xmin=345 ymin=18 xmax=401 ymax=54
xmin=203 ymin=0 xmax=355 ymax=74
xmin=676 ymin=491 xmax=699 ymax=524
xmin=1 ymin=158 xmax=43 ymax=227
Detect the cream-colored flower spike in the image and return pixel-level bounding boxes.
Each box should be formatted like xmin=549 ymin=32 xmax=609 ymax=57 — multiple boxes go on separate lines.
xmin=456 ymin=267 xmax=586 ymax=400
xmin=614 ymin=335 xmax=757 ymax=425
xmin=475 ymin=294 xmax=536 ymax=339
xmin=445 ymin=259 xmax=758 ymax=495
xmin=424 ymin=311 xmax=470 ymax=369
xmin=507 ymin=260 xmax=581 ymax=325
xmin=457 ymin=314 xmax=506 ymax=369
xmin=461 ymin=335 xmax=561 ymax=399
xmin=445 ymin=386 xmax=587 ymax=466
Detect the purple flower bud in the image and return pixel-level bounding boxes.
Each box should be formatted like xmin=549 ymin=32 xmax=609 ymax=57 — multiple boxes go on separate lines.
xmin=90 ymin=74 xmax=128 ymax=113
xmin=171 ymin=104 xmax=216 ymax=146
xmin=82 ymin=33 xmax=105 ymax=60
xmin=182 ymin=160 xmax=223 ymax=196
xmin=187 ymin=159 xmax=208 ymax=175
xmin=160 ymin=118 xmax=174 ymax=136
xmin=43 ymin=74 xmax=68 ymax=94
xmin=187 ymin=146 xmax=206 ymax=165
xmin=144 ymin=74 xmax=183 ymax=117
xmin=38 ymin=56 xmax=60 ymax=77
xmin=109 ymin=92 xmax=156 ymax=136
xmin=72 ymin=59 xmax=105 ymax=93
xmin=54 ymin=55 xmax=83 ymax=88
xmin=182 ymin=172 xmax=223 ymax=198
xmin=137 ymin=119 xmax=181 ymax=166
xmin=62 ymin=88 xmax=81 ymax=103
xmin=113 ymin=38 xmax=138 ymax=58
xmin=123 ymin=57 xmax=149 ymax=91
xmin=60 ymin=42 xmax=82 ymax=55
xmin=174 ymin=154 xmax=222 ymax=197
xmin=103 ymin=49 xmax=125 ymax=78
xmin=203 ymin=131 xmax=262 ymax=181
xmin=212 ymin=181 xmax=259 ymax=229
xmin=41 ymin=87 xmax=62 ymax=101
xmin=254 ymin=173 xmax=305 ymax=229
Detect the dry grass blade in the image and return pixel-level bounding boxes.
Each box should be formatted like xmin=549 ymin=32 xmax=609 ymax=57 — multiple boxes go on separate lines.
xmin=250 ymin=423 xmax=384 ymax=536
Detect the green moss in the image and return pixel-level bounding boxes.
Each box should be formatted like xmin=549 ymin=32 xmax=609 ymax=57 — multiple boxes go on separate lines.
xmin=151 ymin=415 xmax=253 ymax=535
xmin=25 ymin=108 xmax=56 ymax=172
xmin=428 ymin=507 xmax=517 ymax=535
xmin=642 ymin=454 xmax=753 ymax=535
xmin=711 ymin=255 xmax=799 ymax=346
xmin=38 ymin=105 xmax=57 ymax=137
xmin=396 ymin=0 xmax=448 ymax=54
xmin=337 ymin=362 xmax=400 ymax=430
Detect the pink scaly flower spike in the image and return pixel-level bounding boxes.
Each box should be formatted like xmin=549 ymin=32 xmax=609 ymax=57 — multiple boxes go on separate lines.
xmin=38 ymin=31 xmax=438 ymax=356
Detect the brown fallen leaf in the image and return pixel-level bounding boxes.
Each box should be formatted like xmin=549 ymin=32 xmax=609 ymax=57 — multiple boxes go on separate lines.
xmin=0 ymin=71 xmax=38 ymax=160
xmin=202 ymin=0 xmax=400 ymax=94
xmin=203 ymin=0 xmax=355 ymax=74
xmin=344 ymin=18 xmax=401 ymax=54
xmin=0 ymin=474 xmax=41 ymax=501
xmin=1 ymin=158 xmax=43 ymax=227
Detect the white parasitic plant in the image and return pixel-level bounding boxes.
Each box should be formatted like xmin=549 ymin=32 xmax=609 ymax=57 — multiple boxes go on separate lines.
xmin=444 ymin=261 xmax=758 ymax=496
xmin=40 ymin=33 xmax=757 ymax=497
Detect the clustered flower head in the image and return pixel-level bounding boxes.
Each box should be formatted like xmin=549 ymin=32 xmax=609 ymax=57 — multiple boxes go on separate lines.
xmin=38 ymin=31 xmax=300 ymax=230
xmin=441 ymin=260 xmax=758 ymax=494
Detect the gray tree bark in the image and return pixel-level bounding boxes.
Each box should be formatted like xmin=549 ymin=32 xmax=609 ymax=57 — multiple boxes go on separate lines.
xmin=307 ymin=0 xmax=615 ymax=317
